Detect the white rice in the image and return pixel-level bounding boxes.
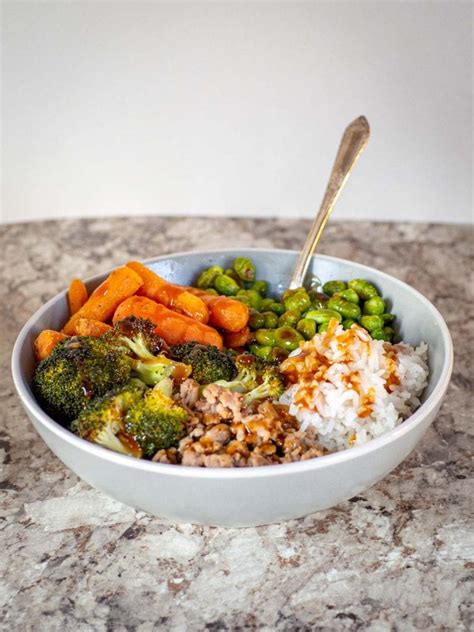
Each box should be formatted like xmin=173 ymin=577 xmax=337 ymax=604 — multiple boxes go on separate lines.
xmin=278 ymin=323 xmax=429 ymax=451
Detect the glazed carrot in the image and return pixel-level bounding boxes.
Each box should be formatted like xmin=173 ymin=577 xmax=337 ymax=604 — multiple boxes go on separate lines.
xmin=224 ymin=326 xmax=251 ymax=349
xmin=126 ymin=261 xmax=209 ymax=324
xmin=67 ymin=278 xmax=88 ymax=316
xmin=113 ymin=295 xmax=223 ymax=349
xmin=73 ymin=318 xmax=112 ymax=337
xmin=34 ymin=330 xmax=68 ymax=361
xmin=62 ymin=266 xmax=143 ymax=335
xmin=185 ymin=288 xmax=249 ymax=332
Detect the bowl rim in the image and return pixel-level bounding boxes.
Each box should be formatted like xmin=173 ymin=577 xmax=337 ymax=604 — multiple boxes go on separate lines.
xmin=11 ymin=248 xmax=453 ymax=479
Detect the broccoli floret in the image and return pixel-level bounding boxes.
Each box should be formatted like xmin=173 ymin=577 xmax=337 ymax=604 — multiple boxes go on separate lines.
xmin=105 ymin=317 xmax=190 ymax=386
xmin=212 ymin=352 xmax=263 ymax=392
xmin=243 ymin=364 xmax=285 ymax=406
xmin=71 ymin=380 xmax=146 ymax=457
xmin=170 ymin=342 xmax=236 ymax=384
xmin=33 ymin=336 xmax=132 ymax=422
xmin=124 ymin=379 xmax=187 ymax=457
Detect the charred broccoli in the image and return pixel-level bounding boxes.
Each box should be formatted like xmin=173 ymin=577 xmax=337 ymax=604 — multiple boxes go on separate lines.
xmin=105 ymin=317 xmax=191 ymax=386
xmin=212 ymin=352 xmax=264 ymax=392
xmin=243 ymin=364 xmax=285 ymax=405
xmin=33 ymin=336 xmax=131 ymax=422
xmin=170 ymin=342 xmax=236 ymax=384
xmin=71 ymin=380 xmax=146 ymax=457
xmin=124 ymin=378 xmax=187 ymax=457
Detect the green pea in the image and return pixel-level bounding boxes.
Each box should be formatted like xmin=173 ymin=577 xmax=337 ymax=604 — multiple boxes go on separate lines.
xmin=274 ymin=326 xmax=304 ymax=351
xmin=381 ymin=313 xmax=395 ymax=323
xmin=318 ymin=322 xmax=330 ymax=333
xmin=262 ymin=311 xmax=279 ymax=329
xmin=305 ymin=309 xmax=342 ymax=324
xmin=348 ymin=279 xmax=379 ymax=300
xmin=278 ymin=309 xmax=301 ymax=328
xmin=233 ymin=257 xmax=256 ymax=282
xmin=196 ymin=265 xmax=224 ymax=289
xmin=249 ymin=344 xmax=273 ymax=361
xmin=268 ymin=302 xmax=285 ymax=316
xmin=308 ymin=291 xmax=328 ymax=309
xmin=205 ymin=288 xmax=218 ymax=296
xmin=254 ymin=328 xmax=276 ymax=347
xmin=322 ymin=280 xmax=347 ymax=296
xmin=363 ymin=296 xmax=386 ymax=315
xmin=326 ymin=297 xmax=361 ymax=320
xmin=360 ymin=315 xmax=384 ymax=332
xmin=225 ymin=269 xmax=244 ymax=288
xmin=297 ymin=318 xmax=317 ymax=340
xmin=342 ymin=318 xmax=356 ymax=330
xmin=283 ymin=291 xmax=312 ymax=314
xmin=214 ymin=274 xmax=240 ymax=296
xmin=249 ymin=280 xmax=269 ymax=297
xmin=335 ymin=288 xmax=360 ymax=304
xmin=260 ymin=298 xmax=275 ymax=311
xmin=249 ymin=310 xmax=265 ymax=330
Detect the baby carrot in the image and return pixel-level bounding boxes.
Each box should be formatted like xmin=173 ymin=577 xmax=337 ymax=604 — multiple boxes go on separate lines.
xmin=34 ymin=330 xmax=68 ymax=361
xmin=68 ymin=279 xmax=88 ymax=316
xmin=72 ymin=318 xmax=112 ymax=337
xmin=185 ymin=288 xmax=249 ymax=332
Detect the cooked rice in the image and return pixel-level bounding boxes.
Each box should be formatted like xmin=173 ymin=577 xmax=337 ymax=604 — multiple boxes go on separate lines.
xmin=278 ymin=320 xmax=429 ymax=451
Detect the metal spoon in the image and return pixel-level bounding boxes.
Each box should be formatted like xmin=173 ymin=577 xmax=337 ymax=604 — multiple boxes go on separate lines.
xmin=288 ymin=115 xmax=370 ymax=289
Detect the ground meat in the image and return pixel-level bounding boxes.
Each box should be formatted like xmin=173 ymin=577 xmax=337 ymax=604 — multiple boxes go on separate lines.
xmin=152 ymin=384 xmax=326 ymax=467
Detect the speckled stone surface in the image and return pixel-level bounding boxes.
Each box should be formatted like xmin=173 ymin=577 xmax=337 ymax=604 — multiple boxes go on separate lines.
xmin=1 ymin=217 xmax=472 ymax=631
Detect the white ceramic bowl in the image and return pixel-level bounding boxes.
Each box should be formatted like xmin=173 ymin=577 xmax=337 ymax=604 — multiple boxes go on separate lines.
xmin=11 ymin=250 xmax=453 ymax=527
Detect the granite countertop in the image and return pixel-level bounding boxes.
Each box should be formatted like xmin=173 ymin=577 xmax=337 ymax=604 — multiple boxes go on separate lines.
xmin=1 ymin=217 xmax=472 ymax=631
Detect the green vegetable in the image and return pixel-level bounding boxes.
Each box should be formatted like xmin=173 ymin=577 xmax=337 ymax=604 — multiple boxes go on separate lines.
xmin=260 ymin=298 xmax=276 ymax=311
xmin=170 ymin=342 xmax=236 ymax=384
xmin=297 ymin=318 xmax=317 ymax=340
xmin=249 ymin=310 xmax=266 ymax=330
xmin=348 ymin=279 xmax=379 ymax=300
xmin=206 ymin=288 xmax=218 ymax=295
xmin=274 ymin=326 xmax=304 ymax=351
xmin=318 ymin=322 xmax=330 ymax=333
xmin=242 ymin=364 xmax=285 ymax=406
xmin=249 ymin=344 xmax=273 ymax=361
xmin=125 ymin=379 xmax=187 ymax=457
xmin=381 ymin=313 xmax=396 ymax=323
xmin=254 ymin=329 xmax=276 ymax=347
xmin=363 ymin=296 xmax=386 ymax=315
xmin=335 ymin=288 xmax=360 ymax=304
xmin=214 ymin=273 xmax=240 ymax=296
xmin=383 ymin=326 xmax=395 ymax=341
xmin=278 ymin=309 xmax=301 ymax=328
xmin=304 ymin=308 xmax=342 ymax=324
xmin=371 ymin=329 xmax=388 ymax=341
xmin=326 ymin=297 xmax=361 ymax=320
xmin=33 ymin=336 xmax=132 ymax=422
xmin=224 ymin=269 xmax=244 ymax=288
xmin=233 ymin=257 xmax=256 ymax=283
xmin=213 ymin=352 xmax=264 ymax=392
xmin=267 ymin=302 xmax=285 ymax=316
xmin=71 ymin=380 xmax=146 ymax=457
xmin=322 ymin=280 xmax=347 ymax=296
xmin=360 ymin=315 xmax=384 ymax=332
xmin=250 ymin=280 xmax=269 ymax=296
xmin=196 ymin=266 xmax=224 ymax=289
xmin=237 ymin=289 xmax=262 ymax=311
xmin=342 ymin=318 xmax=356 ymax=330
xmin=270 ymin=347 xmax=290 ymax=362
xmin=283 ymin=290 xmax=311 ymax=313
xmin=308 ymin=291 xmax=328 ymax=309
xmin=262 ymin=311 xmax=279 ymax=329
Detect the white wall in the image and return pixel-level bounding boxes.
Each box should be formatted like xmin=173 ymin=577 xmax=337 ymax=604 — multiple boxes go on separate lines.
xmin=1 ymin=1 xmax=472 ymax=224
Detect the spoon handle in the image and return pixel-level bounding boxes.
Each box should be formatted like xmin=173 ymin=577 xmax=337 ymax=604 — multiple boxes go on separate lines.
xmin=288 ymin=115 xmax=370 ymax=289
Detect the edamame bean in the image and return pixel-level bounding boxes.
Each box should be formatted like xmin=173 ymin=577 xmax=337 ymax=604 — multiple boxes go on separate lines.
xmin=214 ymin=274 xmax=240 ymax=296
xmin=249 ymin=344 xmax=273 ymax=361
xmin=268 ymin=302 xmax=285 ymax=316
xmin=326 ymin=297 xmax=361 ymax=320
xmin=308 ymin=291 xmax=328 ymax=309
xmin=274 ymin=326 xmax=304 ymax=351
xmin=278 ymin=309 xmax=301 ymax=328
xmin=262 ymin=311 xmax=279 ymax=328
xmin=196 ymin=265 xmax=224 ymax=289
xmin=322 ymin=280 xmax=347 ymax=296
xmin=305 ymin=309 xmax=342 ymax=324
xmin=363 ymin=296 xmax=385 ymax=315
xmin=249 ymin=310 xmax=265 ymax=330
xmin=371 ymin=329 xmax=387 ymax=340
xmin=250 ymin=280 xmax=269 ymax=297
xmin=381 ymin=313 xmax=395 ymax=323
xmin=224 ymin=269 xmax=244 ymax=288
xmin=283 ymin=290 xmax=311 ymax=313
xmin=205 ymin=288 xmax=218 ymax=295
xmin=233 ymin=257 xmax=256 ymax=282
xmin=318 ymin=322 xmax=330 ymax=333
xmin=348 ymin=279 xmax=379 ymax=300
xmin=342 ymin=318 xmax=356 ymax=329
xmin=254 ymin=328 xmax=276 ymax=347
xmin=360 ymin=315 xmax=384 ymax=332
xmin=297 ymin=318 xmax=317 ymax=340
xmin=270 ymin=347 xmax=290 ymax=362
xmin=260 ymin=298 xmax=275 ymax=311
xmin=236 ymin=289 xmax=262 ymax=311
xmin=335 ymin=288 xmax=360 ymax=304
xmin=383 ymin=326 xmax=395 ymax=341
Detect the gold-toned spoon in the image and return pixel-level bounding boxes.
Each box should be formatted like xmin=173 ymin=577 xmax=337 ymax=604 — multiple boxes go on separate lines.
xmin=288 ymin=115 xmax=370 ymax=289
